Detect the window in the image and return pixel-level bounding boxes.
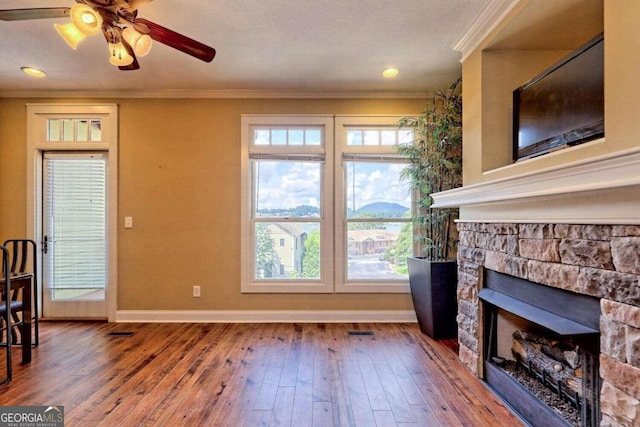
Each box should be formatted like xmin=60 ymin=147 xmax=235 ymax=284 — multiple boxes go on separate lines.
xmin=335 ymin=117 xmax=413 ymax=293
xmin=241 ymin=116 xmax=334 ymax=293
xmin=241 ymin=115 xmax=412 ymax=293
xmin=47 ymin=118 xmax=102 ymax=142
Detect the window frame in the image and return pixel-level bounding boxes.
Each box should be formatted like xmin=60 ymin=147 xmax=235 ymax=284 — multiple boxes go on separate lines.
xmin=241 ymin=115 xmax=334 ymax=293
xmin=241 ymin=115 xmax=412 ymax=294
xmin=334 ymin=116 xmax=412 ymax=293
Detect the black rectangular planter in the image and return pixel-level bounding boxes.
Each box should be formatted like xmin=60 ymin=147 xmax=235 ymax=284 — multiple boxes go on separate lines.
xmin=407 ymin=257 xmax=458 ymax=339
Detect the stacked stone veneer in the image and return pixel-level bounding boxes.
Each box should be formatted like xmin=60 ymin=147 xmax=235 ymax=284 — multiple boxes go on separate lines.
xmin=456 ymin=222 xmax=640 ymax=427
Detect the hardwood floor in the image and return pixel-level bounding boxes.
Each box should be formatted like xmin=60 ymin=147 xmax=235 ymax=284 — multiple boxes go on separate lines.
xmin=0 ymin=322 xmax=524 ymax=426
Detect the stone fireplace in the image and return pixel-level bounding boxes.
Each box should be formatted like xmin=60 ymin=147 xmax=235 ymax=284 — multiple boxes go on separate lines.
xmin=481 ymin=268 xmax=602 ymax=426
xmin=455 ymin=222 xmax=640 ymax=426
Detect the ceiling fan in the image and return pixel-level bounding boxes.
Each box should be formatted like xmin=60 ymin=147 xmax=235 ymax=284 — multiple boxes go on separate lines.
xmin=0 ymin=0 xmax=216 ymax=71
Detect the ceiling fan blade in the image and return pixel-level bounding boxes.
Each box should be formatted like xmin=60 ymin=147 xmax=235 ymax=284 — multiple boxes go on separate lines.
xmin=0 ymin=8 xmax=70 ymax=21
xmin=134 ymin=18 xmax=216 ymax=63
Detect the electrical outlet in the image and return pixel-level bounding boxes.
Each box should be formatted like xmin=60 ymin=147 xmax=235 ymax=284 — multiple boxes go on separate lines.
xmin=193 ymin=285 xmax=201 ymax=297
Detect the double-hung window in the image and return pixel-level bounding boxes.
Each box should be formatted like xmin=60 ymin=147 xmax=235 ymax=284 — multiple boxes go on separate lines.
xmin=241 ymin=116 xmax=334 ymax=293
xmin=334 ymin=116 xmax=413 ymax=293
xmin=241 ymin=115 xmax=413 ymax=293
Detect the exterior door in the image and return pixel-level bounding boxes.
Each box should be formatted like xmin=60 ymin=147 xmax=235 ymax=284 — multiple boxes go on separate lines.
xmin=42 ymin=152 xmax=108 ymax=318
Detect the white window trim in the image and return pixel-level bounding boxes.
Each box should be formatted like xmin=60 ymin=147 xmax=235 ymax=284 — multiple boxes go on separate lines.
xmin=26 ymin=103 xmax=118 ymax=320
xmin=334 ymin=116 xmax=411 ymax=293
xmin=241 ymin=115 xmax=334 ymax=293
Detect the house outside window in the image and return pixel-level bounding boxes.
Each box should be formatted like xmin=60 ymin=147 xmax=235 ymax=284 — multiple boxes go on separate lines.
xmin=241 ymin=115 xmax=412 ymax=293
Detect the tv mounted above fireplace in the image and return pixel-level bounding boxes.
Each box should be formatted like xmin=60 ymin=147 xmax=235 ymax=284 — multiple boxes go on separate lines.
xmin=513 ymin=34 xmax=604 ymax=161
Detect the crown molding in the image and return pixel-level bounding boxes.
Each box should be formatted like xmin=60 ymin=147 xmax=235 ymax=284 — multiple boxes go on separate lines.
xmin=0 ymin=88 xmax=427 ymax=99
xmin=454 ymin=0 xmax=521 ymax=63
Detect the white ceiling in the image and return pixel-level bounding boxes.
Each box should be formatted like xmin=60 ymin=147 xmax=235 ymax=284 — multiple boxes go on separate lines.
xmin=0 ymin=0 xmax=489 ymax=97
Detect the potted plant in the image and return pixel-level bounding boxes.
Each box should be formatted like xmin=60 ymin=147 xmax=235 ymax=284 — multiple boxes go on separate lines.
xmin=396 ymin=78 xmax=462 ymax=339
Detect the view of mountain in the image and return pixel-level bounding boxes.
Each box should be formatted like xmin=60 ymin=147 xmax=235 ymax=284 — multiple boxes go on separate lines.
xmin=356 ymin=202 xmax=409 ymax=216
xmin=257 ymin=202 xmax=409 ymax=218
xmin=257 ymin=205 xmax=320 ymax=217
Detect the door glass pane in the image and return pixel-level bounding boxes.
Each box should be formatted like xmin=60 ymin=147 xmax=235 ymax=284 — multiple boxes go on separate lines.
xmin=62 ymin=119 xmax=74 ymax=141
xmin=45 ymin=156 xmax=106 ymax=301
xmin=254 ymin=222 xmax=320 ymax=279
xmin=254 ymin=160 xmax=321 ymax=217
xmin=77 ymin=120 xmax=89 ymax=141
xmin=90 ymin=120 xmax=102 ymax=141
xmin=47 ymin=119 xmax=60 ymax=141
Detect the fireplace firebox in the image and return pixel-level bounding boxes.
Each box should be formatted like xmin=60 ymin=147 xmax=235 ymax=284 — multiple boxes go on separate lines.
xmin=480 ymin=269 xmax=602 ymax=427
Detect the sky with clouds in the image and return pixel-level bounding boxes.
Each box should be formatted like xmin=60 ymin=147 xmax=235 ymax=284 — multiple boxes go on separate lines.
xmin=255 ymin=160 xmax=411 ymax=212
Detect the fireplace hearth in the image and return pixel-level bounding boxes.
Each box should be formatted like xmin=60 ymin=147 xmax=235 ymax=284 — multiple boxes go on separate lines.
xmin=481 ymin=270 xmax=601 ymax=426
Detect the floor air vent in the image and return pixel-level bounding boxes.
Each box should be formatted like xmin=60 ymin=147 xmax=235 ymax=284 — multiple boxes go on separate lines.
xmin=348 ymin=331 xmax=374 ymax=336
xmin=107 ymin=331 xmax=135 ymax=337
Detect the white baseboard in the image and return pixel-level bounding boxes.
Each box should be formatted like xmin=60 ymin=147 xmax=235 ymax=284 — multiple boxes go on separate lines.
xmin=115 ymin=310 xmax=417 ymax=324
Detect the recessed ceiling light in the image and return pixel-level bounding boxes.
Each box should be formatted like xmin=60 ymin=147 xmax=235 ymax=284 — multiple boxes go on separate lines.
xmin=382 ymin=67 xmax=400 ymax=78
xmin=21 ymin=67 xmax=46 ymax=78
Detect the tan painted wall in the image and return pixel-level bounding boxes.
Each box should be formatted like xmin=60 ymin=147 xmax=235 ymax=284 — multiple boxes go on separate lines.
xmin=0 ymin=97 xmax=425 ymax=311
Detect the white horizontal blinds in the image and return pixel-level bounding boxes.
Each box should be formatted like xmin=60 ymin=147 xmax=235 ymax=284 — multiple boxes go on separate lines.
xmin=47 ymin=118 xmax=102 ymax=142
xmin=44 ymin=154 xmax=107 ymax=291
xmin=342 ymin=153 xmax=406 ymax=163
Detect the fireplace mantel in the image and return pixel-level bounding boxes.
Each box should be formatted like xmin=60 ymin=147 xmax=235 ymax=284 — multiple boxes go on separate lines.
xmin=431 ymin=147 xmax=640 ymax=224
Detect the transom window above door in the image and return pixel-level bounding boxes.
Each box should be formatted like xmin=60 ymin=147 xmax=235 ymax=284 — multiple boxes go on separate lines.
xmin=47 ymin=118 xmax=102 ymax=142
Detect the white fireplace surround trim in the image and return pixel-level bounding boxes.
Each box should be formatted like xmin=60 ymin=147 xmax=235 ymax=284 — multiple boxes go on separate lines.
xmin=432 ymin=147 xmax=640 ymax=210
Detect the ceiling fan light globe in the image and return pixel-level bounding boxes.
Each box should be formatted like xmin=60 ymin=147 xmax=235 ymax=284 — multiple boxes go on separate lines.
xmin=108 ymin=43 xmax=134 ymax=67
xmin=21 ymin=67 xmax=46 ymax=78
xmin=123 ymin=27 xmax=152 ymax=57
xmin=382 ymin=67 xmax=400 ymax=78
xmin=54 ymin=23 xmax=86 ymax=50
xmin=71 ymin=4 xmax=102 ymax=36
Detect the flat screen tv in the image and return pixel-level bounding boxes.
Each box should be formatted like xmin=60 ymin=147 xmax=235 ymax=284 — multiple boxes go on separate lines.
xmin=513 ymin=34 xmax=604 ymax=161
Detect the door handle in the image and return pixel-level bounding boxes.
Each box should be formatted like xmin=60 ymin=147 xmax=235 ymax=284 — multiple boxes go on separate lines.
xmin=42 ymin=235 xmax=48 ymax=254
